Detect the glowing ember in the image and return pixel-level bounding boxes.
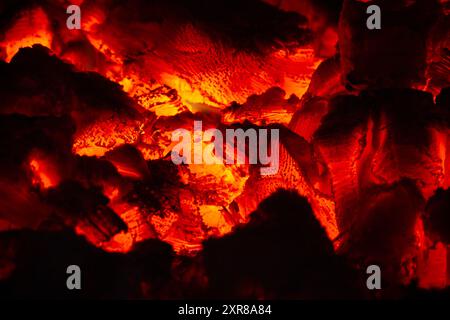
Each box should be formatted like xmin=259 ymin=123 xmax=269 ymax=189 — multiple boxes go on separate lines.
xmin=2 ymin=7 xmax=52 ymax=62
xmin=0 ymin=0 xmax=449 ymax=298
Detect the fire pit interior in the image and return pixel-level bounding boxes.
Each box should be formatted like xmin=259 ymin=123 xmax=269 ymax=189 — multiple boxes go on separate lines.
xmin=0 ymin=0 xmax=449 ymax=299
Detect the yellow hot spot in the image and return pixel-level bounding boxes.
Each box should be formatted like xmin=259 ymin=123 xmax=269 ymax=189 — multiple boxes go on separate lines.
xmin=200 ymin=205 xmax=232 ymax=234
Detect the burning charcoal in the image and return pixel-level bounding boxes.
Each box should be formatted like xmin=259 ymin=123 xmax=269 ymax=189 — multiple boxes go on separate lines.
xmin=0 ymin=0 xmax=448 ymax=298
xmin=104 ymin=144 xmax=151 ymax=180
xmin=235 ymin=124 xmax=336 ymax=239
xmin=313 ymin=94 xmax=368 ymax=228
xmin=288 ymin=56 xmax=345 ymax=142
xmin=68 ymin=155 xmax=125 ymax=190
xmin=0 ymin=45 xmax=79 ymax=117
xmin=426 ymin=2 xmax=450 ymax=96
xmin=103 ymin=159 xmax=197 ymax=251
xmin=139 ymin=111 xmax=220 ymax=160
xmin=302 ymin=55 xmax=345 ymax=99
xmin=0 ymin=114 xmax=74 ymax=228
xmin=339 ymin=179 xmax=425 ymax=287
xmin=0 ymin=3 xmax=52 ymax=62
xmin=289 ymin=97 xmax=331 ymax=142
xmin=435 ymin=88 xmax=450 ymax=187
xmin=46 ymin=181 xmax=127 ymax=243
xmin=0 ymin=45 xmax=146 ymax=159
xmin=427 ymin=48 xmax=450 ymax=96
xmin=122 ymin=160 xmax=182 ymax=213
xmin=0 ymin=180 xmax=51 ymax=230
xmin=82 ymin=0 xmax=311 ymax=54
xmin=425 ymin=188 xmax=450 ymax=244
xmin=222 ymin=87 xmax=299 ymax=126
xmin=0 ymin=0 xmax=321 ymax=110
xmin=339 ymin=0 xmax=441 ymax=90
xmin=360 ymin=89 xmax=441 ymax=196
xmin=313 ymin=89 xmax=442 ymax=228
xmin=59 ymin=40 xmax=112 ymax=73
xmin=265 ymin=0 xmax=342 ymax=57
xmin=0 ymin=44 xmax=143 ymax=124
xmin=203 ymin=190 xmax=364 ymax=299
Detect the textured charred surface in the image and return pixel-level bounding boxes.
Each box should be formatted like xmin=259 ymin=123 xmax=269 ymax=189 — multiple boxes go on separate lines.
xmin=0 ymin=0 xmax=449 ymax=299
xmin=313 ymin=89 xmax=444 ymax=228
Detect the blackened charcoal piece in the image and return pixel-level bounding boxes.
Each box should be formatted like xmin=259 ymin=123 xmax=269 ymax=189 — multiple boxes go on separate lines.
xmin=203 ymin=190 xmax=363 ymax=299
xmin=360 ymin=89 xmax=442 ymax=197
xmin=108 ymin=0 xmax=311 ymax=53
xmin=427 ymin=48 xmax=450 ymax=96
xmin=0 ymin=179 xmax=51 ymax=229
xmin=0 ymin=46 xmax=144 ymax=157
xmin=0 ymin=114 xmax=74 ymax=179
xmin=265 ymin=0 xmax=342 ymax=57
xmin=426 ymin=2 xmax=450 ymax=96
xmin=339 ymin=179 xmax=425 ymax=286
xmin=339 ymin=0 xmax=440 ymax=89
xmin=313 ymin=89 xmax=441 ymax=228
xmin=0 ymin=230 xmax=127 ymax=299
xmin=313 ymin=95 xmax=369 ymax=228
xmin=68 ymin=155 xmax=124 ymax=188
xmin=0 ymin=1 xmax=39 ymax=39
xmin=121 ymin=160 xmax=183 ymax=221
xmin=0 ymin=230 xmax=176 ymax=299
xmin=425 ymin=188 xmax=450 ymax=244
xmin=104 ymin=144 xmax=151 ymax=180
xmin=436 ymin=87 xmax=450 ymax=115
xmin=46 ymin=181 xmax=127 ymax=242
xmin=0 ymin=114 xmax=74 ymax=228
xmin=0 ymin=45 xmax=142 ymax=124
xmin=127 ymin=239 xmax=175 ymax=298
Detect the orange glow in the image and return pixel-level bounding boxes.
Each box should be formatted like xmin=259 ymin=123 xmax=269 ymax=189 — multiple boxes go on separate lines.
xmin=0 ymin=0 xmax=449 ymax=298
xmin=2 ymin=7 xmax=52 ymax=62
xmin=200 ymin=205 xmax=233 ymax=234
xmin=29 ymin=156 xmax=60 ymax=189
xmin=102 ymin=231 xmax=134 ymax=253
xmin=72 ymin=120 xmax=142 ymax=157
